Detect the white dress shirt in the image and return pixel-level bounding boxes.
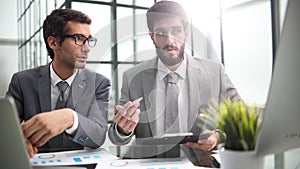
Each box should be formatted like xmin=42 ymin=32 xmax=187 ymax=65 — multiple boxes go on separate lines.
xmin=50 ymin=63 xmax=79 ymax=135
xmin=115 ymin=55 xmax=189 ymax=140
xmin=155 ymin=55 xmax=189 ymax=137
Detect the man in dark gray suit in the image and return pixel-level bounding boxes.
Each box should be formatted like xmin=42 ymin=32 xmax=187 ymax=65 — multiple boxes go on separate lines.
xmin=7 ymin=9 xmax=111 ymax=158
xmin=108 ymin=1 xmax=240 ymax=167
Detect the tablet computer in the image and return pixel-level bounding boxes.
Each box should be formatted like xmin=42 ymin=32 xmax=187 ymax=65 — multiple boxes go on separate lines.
xmin=138 ymin=132 xmax=212 ymax=145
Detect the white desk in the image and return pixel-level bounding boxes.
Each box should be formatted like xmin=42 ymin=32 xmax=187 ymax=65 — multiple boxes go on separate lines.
xmin=94 ymin=157 xmax=196 ymax=169
xmin=30 ymin=148 xmax=214 ymax=169
xmin=30 ymin=147 xmax=300 ymax=169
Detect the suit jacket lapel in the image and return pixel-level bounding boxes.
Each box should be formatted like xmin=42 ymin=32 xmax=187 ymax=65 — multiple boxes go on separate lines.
xmin=141 ymin=58 xmax=159 ymax=136
xmin=38 ymin=64 xmax=52 ymax=112
xmin=69 ymin=69 xmax=87 ymax=108
xmin=187 ymin=56 xmax=215 ymax=133
xmin=186 ymin=56 xmax=203 ymax=130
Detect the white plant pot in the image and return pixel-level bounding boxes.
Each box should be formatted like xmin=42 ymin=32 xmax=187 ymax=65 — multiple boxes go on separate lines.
xmin=219 ymin=148 xmax=265 ymax=169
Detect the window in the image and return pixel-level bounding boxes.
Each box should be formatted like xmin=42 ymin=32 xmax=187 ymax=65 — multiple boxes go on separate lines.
xmin=71 ymin=0 xmax=155 ymax=120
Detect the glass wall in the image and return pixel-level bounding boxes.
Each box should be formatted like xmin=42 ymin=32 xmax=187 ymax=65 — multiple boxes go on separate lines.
xmin=70 ymin=0 xmax=155 ymax=120
xmin=221 ymin=0 xmax=273 ymax=106
xmin=17 ymin=0 xmax=67 ymax=70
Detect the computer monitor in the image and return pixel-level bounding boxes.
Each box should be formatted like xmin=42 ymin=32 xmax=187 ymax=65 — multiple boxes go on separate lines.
xmin=255 ymin=0 xmax=300 ymax=156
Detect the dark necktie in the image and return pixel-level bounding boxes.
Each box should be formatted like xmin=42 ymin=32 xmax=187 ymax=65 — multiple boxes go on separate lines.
xmin=56 ymin=81 xmax=69 ymax=109
xmin=51 ymin=81 xmax=68 ymax=151
xmin=164 ymin=72 xmax=180 ymax=133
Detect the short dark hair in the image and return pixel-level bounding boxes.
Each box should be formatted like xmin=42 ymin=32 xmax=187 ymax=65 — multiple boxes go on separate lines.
xmin=43 ymin=8 xmax=92 ymax=59
xmin=146 ymin=1 xmax=188 ymax=32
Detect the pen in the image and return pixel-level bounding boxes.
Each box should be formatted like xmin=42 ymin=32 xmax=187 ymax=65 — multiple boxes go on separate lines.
xmin=117 ymin=97 xmax=143 ymax=117
xmin=130 ymin=97 xmax=143 ymax=107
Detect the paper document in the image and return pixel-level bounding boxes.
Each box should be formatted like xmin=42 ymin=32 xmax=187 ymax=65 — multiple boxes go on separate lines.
xmin=95 ymin=157 xmax=195 ymax=169
xmin=30 ymin=148 xmax=119 ymax=166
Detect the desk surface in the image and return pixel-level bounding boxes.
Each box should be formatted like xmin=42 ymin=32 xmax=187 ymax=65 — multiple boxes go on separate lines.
xmin=29 ymin=148 xmax=300 ymax=169
xmin=30 ymin=148 xmax=217 ymax=169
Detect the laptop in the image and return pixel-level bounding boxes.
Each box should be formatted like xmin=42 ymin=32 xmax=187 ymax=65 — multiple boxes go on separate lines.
xmin=0 ymin=96 xmax=32 ymax=169
xmin=0 ymin=97 xmax=87 ymax=169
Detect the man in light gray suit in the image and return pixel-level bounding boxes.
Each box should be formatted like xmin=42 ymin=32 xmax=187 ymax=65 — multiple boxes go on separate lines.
xmin=7 ymin=9 xmax=110 ymax=158
xmin=108 ymin=1 xmax=240 ymax=167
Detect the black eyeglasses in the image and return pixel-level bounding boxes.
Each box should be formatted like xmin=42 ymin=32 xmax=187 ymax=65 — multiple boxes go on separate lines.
xmin=61 ymin=34 xmax=97 ymax=47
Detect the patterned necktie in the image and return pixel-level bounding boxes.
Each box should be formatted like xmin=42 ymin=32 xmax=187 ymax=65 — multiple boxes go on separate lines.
xmin=164 ymin=72 xmax=180 ymax=133
xmin=56 ymin=81 xmax=69 ymax=109
xmin=51 ymin=81 xmax=68 ymax=151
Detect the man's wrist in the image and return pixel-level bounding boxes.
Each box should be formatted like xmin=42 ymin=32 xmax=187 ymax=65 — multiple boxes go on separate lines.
xmin=114 ymin=123 xmax=133 ymax=138
xmin=213 ymin=129 xmax=226 ymax=144
xmin=65 ymin=109 xmax=78 ymax=135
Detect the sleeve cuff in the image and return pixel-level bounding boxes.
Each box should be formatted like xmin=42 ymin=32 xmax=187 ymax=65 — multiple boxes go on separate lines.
xmin=65 ymin=109 xmax=79 ymax=135
xmin=114 ymin=123 xmax=133 ymax=139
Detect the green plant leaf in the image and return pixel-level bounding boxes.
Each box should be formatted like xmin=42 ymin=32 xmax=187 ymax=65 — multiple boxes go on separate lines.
xmin=198 ymin=98 xmax=262 ymax=151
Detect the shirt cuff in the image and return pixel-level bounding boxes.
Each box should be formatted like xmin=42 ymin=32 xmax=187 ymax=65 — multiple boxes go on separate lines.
xmin=114 ymin=123 xmax=133 ymax=139
xmin=65 ymin=109 xmax=79 ymax=135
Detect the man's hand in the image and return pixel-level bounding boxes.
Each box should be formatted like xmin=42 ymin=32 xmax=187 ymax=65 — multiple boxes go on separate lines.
xmin=184 ymin=131 xmax=220 ymax=151
xmin=113 ymin=101 xmax=140 ymax=135
xmin=21 ymin=108 xmax=74 ymax=147
xmin=24 ymin=137 xmax=38 ymax=158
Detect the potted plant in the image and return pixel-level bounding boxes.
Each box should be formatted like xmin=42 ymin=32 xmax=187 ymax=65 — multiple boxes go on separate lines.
xmin=198 ymin=98 xmax=265 ymax=169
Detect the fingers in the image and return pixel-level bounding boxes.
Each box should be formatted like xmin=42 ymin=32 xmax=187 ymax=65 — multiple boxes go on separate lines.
xmin=113 ymin=103 xmax=130 ymax=122
xmin=113 ymin=101 xmax=141 ymax=134
xmin=22 ymin=117 xmax=41 ymax=140
xmin=185 ymin=140 xmax=210 ymax=151
xmin=114 ymin=102 xmax=140 ymax=122
xmin=32 ymin=132 xmax=53 ymax=147
xmin=22 ymin=110 xmax=72 ymax=147
xmin=22 ymin=117 xmax=45 ymax=146
xmin=127 ymin=108 xmax=140 ymax=131
xmin=184 ymin=137 xmax=217 ymax=151
xmin=25 ymin=138 xmax=38 ymax=158
xmin=114 ymin=109 xmax=140 ymax=134
xmin=22 ymin=126 xmax=50 ymax=147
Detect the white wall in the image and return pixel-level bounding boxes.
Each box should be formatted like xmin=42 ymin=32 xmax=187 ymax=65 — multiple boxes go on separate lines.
xmin=0 ymin=0 xmax=18 ymax=97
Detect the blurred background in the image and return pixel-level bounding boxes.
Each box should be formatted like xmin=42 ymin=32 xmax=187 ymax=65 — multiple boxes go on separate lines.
xmin=1 ymin=1 xmax=296 ymax=168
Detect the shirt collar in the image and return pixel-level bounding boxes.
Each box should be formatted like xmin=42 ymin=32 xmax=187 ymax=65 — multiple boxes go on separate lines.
xmin=50 ymin=63 xmax=77 ymax=87
xmin=157 ymin=53 xmax=187 ymax=82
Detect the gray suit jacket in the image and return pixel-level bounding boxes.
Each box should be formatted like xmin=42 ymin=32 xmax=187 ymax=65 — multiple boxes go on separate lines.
xmin=109 ymin=55 xmax=239 ymax=144
xmin=108 ymin=55 xmax=239 ymax=166
xmin=7 ymin=63 xmax=111 ymax=152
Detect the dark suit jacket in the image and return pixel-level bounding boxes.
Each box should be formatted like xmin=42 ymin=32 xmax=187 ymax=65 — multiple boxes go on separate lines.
xmin=108 ymin=55 xmax=240 ymax=166
xmin=7 ymin=63 xmax=111 ymax=152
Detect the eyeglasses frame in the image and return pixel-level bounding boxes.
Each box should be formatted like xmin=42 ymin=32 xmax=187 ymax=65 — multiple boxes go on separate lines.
xmin=60 ymin=34 xmax=97 ymax=47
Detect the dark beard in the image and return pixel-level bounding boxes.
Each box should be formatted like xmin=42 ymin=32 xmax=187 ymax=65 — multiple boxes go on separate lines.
xmin=156 ymin=44 xmax=184 ymax=66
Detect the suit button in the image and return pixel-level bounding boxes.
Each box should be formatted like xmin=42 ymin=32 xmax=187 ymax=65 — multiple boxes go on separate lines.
xmin=78 ymin=136 xmax=89 ymax=143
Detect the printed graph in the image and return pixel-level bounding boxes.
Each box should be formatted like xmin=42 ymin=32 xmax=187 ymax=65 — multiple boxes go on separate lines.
xmin=96 ymin=158 xmax=195 ymax=169
xmin=30 ymin=148 xmax=118 ymax=166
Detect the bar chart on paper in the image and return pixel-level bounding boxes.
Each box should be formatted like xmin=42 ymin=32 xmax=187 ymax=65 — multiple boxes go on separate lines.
xmin=95 ymin=157 xmax=195 ymax=169
xmin=30 ymin=148 xmax=119 ymax=166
